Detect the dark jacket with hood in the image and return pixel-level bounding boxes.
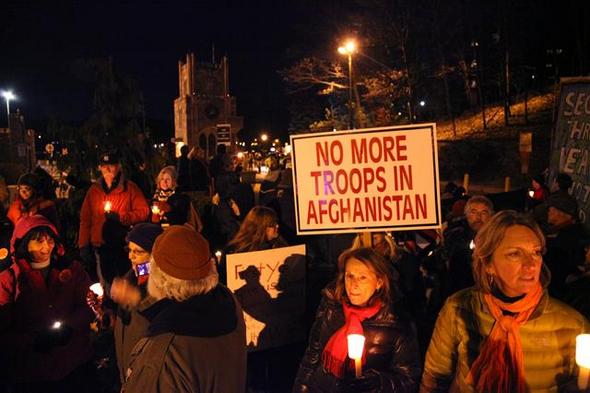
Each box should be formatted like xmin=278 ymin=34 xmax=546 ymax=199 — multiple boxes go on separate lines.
xmin=293 ymin=289 xmax=421 ymax=393
xmin=122 ymin=284 xmax=246 ymax=393
xmin=0 ymin=215 xmax=94 ymax=382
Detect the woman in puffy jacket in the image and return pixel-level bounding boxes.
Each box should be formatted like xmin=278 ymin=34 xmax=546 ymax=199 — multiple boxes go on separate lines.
xmin=0 ymin=215 xmax=94 ymax=392
xmin=293 ymin=247 xmax=421 ymax=393
xmin=420 ymin=210 xmax=590 ymax=393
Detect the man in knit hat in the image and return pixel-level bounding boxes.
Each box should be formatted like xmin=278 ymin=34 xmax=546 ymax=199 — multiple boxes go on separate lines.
xmin=111 ymin=223 xmax=162 ymax=383
xmin=79 ymin=149 xmax=149 ymax=285
xmin=122 ymin=224 xmax=246 ymax=393
xmin=544 ymin=193 xmax=588 ymax=298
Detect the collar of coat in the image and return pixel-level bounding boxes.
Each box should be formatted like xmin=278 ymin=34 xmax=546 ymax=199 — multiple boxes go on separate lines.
xmin=141 ymin=284 xmax=238 ymax=338
xmin=99 ymin=172 xmax=125 ymax=194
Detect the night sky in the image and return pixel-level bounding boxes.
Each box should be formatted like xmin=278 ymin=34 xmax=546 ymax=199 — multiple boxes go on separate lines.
xmin=0 ymin=0 xmax=314 ymax=141
xmin=1 ymin=1 xmax=586 ymax=144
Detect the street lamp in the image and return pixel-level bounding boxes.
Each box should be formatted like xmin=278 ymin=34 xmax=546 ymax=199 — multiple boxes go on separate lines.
xmin=260 ymin=133 xmax=269 ymax=142
xmin=338 ymin=39 xmax=357 ymax=129
xmin=1 ymin=90 xmax=15 ymax=129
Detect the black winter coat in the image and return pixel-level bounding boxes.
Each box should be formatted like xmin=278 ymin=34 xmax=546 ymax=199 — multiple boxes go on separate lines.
xmin=293 ymin=294 xmax=421 ymax=393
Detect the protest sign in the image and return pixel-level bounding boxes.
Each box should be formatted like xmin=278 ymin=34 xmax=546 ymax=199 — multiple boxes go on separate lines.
xmin=290 ymin=124 xmax=441 ymax=235
xmin=226 ymin=245 xmax=306 ymax=351
xmin=549 ymin=77 xmax=590 ymax=227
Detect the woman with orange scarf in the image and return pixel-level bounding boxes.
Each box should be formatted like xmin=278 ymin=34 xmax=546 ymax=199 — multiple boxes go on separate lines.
xmin=293 ymin=247 xmax=421 ymax=393
xmin=421 ymin=210 xmax=590 ymax=393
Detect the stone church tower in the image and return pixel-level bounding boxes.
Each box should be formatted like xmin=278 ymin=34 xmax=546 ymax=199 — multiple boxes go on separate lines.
xmin=174 ymin=53 xmax=243 ymax=158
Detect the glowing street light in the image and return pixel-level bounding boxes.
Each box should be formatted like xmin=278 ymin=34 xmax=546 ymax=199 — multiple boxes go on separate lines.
xmin=1 ymin=90 xmax=15 ymax=128
xmin=338 ymin=39 xmax=357 ymax=130
xmin=260 ymin=133 xmax=269 ymax=142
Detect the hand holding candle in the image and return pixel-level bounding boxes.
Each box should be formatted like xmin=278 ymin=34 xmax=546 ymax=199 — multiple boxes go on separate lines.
xmin=151 ymin=204 xmax=161 ymax=216
xmin=104 ymin=200 xmax=112 ymax=213
xmin=347 ymin=333 xmax=366 ymax=378
xmin=89 ymin=282 xmax=104 ymax=298
xmin=577 ymin=334 xmax=590 ymax=390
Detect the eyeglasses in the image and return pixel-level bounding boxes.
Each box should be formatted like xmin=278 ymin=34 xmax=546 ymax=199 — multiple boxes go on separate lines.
xmin=125 ymin=246 xmax=149 ymax=256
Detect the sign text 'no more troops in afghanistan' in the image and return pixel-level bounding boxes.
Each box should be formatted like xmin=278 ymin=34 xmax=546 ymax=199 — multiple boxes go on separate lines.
xmin=290 ymin=124 xmax=441 ymax=235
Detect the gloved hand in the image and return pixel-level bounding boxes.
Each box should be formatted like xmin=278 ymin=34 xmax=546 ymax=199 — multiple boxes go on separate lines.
xmin=104 ymin=211 xmax=120 ymax=221
xmin=79 ymin=246 xmax=94 ymax=265
xmin=54 ymin=324 xmax=73 ymax=346
xmin=86 ymin=290 xmax=104 ymax=319
xmin=341 ymin=369 xmax=381 ymax=392
xmin=33 ymin=324 xmax=73 ymax=353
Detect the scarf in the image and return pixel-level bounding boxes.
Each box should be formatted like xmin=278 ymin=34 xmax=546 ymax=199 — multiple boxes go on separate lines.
xmin=153 ymin=188 xmax=175 ymax=202
xmin=467 ymin=283 xmax=543 ymax=393
xmin=321 ymin=299 xmax=382 ymax=378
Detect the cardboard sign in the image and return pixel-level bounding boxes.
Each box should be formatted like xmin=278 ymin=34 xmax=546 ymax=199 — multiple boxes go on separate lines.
xmin=290 ymin=124 xmax=441 ymax=235
xmin=226 ymin=245 xmax=306 ymax=351
xmin=549 ymin=77 xmax=590 ymax=227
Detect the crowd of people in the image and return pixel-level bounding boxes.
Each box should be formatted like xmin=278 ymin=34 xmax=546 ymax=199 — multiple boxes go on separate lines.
xmin=0 ymin=145 xmax=589 ymax=393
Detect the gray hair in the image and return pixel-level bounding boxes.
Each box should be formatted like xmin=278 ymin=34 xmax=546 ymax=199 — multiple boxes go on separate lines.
xmin=464 ymin=195 xmax=494 ymax=215
xmin=147 ymin=256 xmax=219 ymax=302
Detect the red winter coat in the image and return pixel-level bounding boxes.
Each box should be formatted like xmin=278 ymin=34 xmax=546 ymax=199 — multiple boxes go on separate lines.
xmin=0 ymin=215 xmax=94 ymax=382
xmin=79 ymin=176 xmax=149 ymax=248
xmin=7 ymin=197 xmax=59 ymax=228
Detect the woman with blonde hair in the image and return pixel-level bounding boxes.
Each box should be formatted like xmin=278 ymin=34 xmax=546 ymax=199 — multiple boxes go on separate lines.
xmin=421 ymin=210 xmax=589 ymax=392
xmin=150 ymin=166 xmax=201 ymax=230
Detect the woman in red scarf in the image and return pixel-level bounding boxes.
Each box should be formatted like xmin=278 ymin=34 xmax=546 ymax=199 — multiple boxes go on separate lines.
xmin=293 ymin=247 xmax=421 ymax=393
xmin=421 ymin=210 xmax=590 ymax=393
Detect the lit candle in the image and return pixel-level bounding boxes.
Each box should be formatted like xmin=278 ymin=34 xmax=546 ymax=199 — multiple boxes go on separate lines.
xmin=89 ymin=282 xmax=104 ymax=297
xmin=347 ymin=333 xmax=366 ymax=378
xmin=51 ymin=320 xmax=63 ymax=330
xmin=104 ymin=201 xmax=112 ymax=213
xmin=215 ymin=250 xmax=223 ymax=260
xmin=151 ymin=205 xmax=161 ymax=215
xmin=528 ymin=190 xmax=535 ymax=198
xmin=469 ymin=240 xmax=475 ymax=250
xmin=577 ymin=334 xmax=590 ymax=389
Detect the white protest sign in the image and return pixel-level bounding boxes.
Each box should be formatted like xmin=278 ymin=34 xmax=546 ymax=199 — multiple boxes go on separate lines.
xmin=290 ymin=124 xmax=441 ymax=234
xmin=226 ymin=245 xmax=306 ymax=351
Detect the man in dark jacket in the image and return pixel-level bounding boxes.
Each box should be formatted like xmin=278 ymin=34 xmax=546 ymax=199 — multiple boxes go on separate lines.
xmin=122 ymin=224 xmax=246 ymax=393
xmin=544 ymin=193 xmax=587 ymax=299
xmin=176 ymin=145 xmax=193 ymax=191
xmin=443 ymin=195 xmax=494 ymax=295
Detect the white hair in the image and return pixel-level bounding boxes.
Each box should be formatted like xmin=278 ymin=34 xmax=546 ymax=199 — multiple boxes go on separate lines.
xmin=147 ymin=256 xmax=219 ymax=302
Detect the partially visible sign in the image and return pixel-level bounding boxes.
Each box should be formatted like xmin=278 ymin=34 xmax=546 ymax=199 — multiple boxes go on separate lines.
xmin=216 ymin=123 xmax=231 ymax=146
xmin=549 ymin=77 xmax=590 ymax=226
xmin=290 ymin=124 xmax=441 ymax=235
xmin=519 ymin=131 xmax=533 ymax=175
xmin=519 ymin=131 xmax=532 ymax=153
xmin=226 ymin=245 xmax=306 ymax=352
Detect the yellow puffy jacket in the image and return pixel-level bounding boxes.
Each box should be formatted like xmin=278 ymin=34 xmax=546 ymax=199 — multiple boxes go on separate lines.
xmin=420 ymin=288 xmax=590 ymax=393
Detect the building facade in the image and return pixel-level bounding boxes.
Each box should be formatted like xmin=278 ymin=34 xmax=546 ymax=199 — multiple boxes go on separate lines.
xmin=0 ymin=110 xmax=36 ymax=183
xmin=173 ymin=53 xmax=243 ymax=159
